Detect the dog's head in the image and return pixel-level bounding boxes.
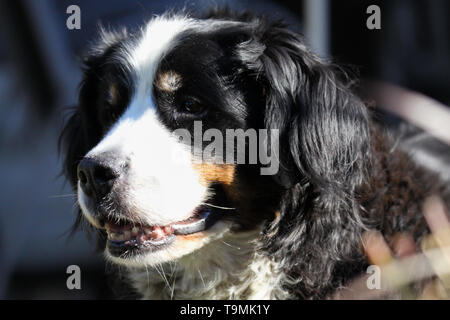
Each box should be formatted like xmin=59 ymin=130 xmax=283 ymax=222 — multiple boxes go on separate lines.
xmin=61 ymin=11 xmax=369 ymax=268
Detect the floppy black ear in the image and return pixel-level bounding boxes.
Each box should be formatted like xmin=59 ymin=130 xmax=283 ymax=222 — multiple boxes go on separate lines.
xmin=59 ymin=29 xmax=128 ymax=188
xmin=59 ymin=59 xmax=104 ymax=188
xmin=237 ymin=20 xmax=371 ymax=296
xmin=238 ymin=20 xmax=370 ymax=191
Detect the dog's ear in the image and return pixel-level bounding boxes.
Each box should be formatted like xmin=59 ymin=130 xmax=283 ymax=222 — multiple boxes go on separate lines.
xmin=59 ymin=28 xmax=128 ymax=188
xmin=59 ymin=57 xmax=104 ymax=188
xmin=236 ymin=20 xmax=371 ymax=295
xmin=237 ymin=20 xmax=370 ymax=195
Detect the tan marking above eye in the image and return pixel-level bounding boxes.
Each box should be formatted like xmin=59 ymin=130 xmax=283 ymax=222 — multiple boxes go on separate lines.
xmin=155 ymin=70 xmax=182 ymax=92
xmin=108 ymin=83 xmax=119 ymax=105
xmin=192 ymin=163 xmax=235 ymax=187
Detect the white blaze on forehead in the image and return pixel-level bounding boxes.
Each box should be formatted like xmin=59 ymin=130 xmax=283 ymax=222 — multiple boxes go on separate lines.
xmin=125 ymin=15 xmax=194 ymax=103
xmin=129 ymin=16 xmax=192 ymax=68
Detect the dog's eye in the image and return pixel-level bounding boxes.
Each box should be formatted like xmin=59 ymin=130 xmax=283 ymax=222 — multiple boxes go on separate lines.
xmin=180 ymin=97 xmax=205 ymax=115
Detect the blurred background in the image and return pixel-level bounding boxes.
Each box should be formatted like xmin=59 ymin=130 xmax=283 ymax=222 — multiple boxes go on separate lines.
xmin=0 ymin=0 xmax=448 ymax=299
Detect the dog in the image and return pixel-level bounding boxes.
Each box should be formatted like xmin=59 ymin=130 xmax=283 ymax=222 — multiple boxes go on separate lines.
xmin=60 ymin=9 xmax=450 ymax=299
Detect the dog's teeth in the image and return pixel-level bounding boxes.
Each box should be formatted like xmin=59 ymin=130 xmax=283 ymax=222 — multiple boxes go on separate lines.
xmin=123 ymin=230 xmax=131 ymax=239
xmin=132 ymin=227 xmax=139 ymax=235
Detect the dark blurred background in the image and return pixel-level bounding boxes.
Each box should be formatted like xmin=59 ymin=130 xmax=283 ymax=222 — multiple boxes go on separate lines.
xmin=0 ymin=0 xmax=448 ymax=299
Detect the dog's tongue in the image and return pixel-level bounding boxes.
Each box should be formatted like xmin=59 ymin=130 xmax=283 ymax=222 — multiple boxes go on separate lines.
xmin=144 ymin=226 xmax=173 ymax=239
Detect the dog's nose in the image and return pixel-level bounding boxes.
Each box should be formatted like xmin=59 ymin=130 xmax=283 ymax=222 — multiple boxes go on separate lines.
xmin=77 ymin=157 xmax=118 ymax=200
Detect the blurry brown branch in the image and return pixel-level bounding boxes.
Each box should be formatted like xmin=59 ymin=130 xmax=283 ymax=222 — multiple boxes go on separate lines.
xmin=332 ymin=196 xmax=450 ymax=300
xmin=333 ymin=83 xmax=450 ymax=299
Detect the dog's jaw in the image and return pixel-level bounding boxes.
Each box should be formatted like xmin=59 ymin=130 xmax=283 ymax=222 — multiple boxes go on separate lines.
xmin=104 ymin=220 xmax=232 ymax=267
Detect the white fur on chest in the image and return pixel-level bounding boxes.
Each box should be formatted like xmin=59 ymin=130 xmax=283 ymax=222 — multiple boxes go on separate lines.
xmin=126 ymin=229 xmax=290 ymax=299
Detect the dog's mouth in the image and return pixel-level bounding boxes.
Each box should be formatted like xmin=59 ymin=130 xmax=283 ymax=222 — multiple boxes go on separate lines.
xmin=102 ymin=206 xmax=220 ymax=257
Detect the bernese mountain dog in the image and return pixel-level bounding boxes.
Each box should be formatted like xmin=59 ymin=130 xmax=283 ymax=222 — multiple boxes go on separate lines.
xmin=60 ymin=10 xmax=450 ymax=299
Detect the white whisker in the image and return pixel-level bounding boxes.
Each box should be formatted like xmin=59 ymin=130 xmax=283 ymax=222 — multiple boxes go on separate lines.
xmin=49 ymin=194 xmax=77 ymax=198
xmin=221 ymin=240 xmax=241 ymax=250
xmin=198 ymin=268 xmax=206 ymax=288
xmin=201 ymin=202 xmax=236 ymax=210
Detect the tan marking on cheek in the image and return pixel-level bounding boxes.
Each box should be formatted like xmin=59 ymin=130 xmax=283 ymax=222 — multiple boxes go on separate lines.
xmin=178 ymin=232 xmax=207 ymax=242
xmin=192 ymin=163 xmax=241 ymax=206
xmin=155 ymin=70 xmax=182 ymax=92
xmin=192 ymin=163 xmax=236 ymax=187
xmin=173 ymin=232 xmax=208 ymax=250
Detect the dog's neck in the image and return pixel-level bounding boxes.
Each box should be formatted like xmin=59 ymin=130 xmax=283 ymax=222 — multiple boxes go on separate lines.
xmin=126 ymin=228 xmax=290 ymax=299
